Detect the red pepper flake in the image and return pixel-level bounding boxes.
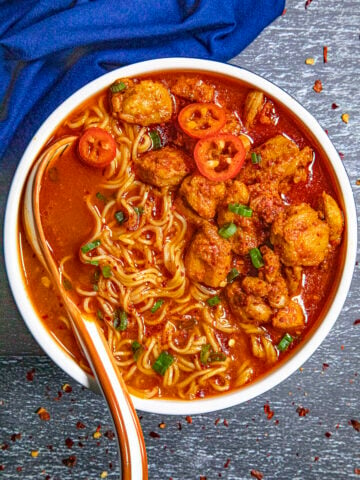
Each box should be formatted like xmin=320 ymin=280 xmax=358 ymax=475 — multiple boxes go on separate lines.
xmin=354 ymin=319 xmax=360 ymax=326
xmin=314 ymin=456 xmax=319 ymax=461
xmin=104 ymin=430 xmax=115 ymax=440
xmin=76 ymin=421 xmax=86 ymax=429
xmin=65 ymin=438 xmax=74 ymax=449
xmin=177 ymin=422 xmax=182 ymax=430
xmin=214 ymin=418 xmax=220 ymax=426
xmin=264 ymin=403 xmax=274 ymax=420
xmin=322 ymin=363 xmax=330 ymax=370
xmin=341 ymin=345 xmax=345 ymax=350
xmin=26 ymin=368 xmax=36 ymax=381
xmin=36 ymin=407 xmax=50 ymax=421
xmin=62 ymin=383 xmax=72 ymax=393
xmin=159 ymin=422 xmax=166 ymax=429
xmin=53 ymin=391 xmax=62 ymax=401
xmin=1 ymin=443 xmax=9 ymax=450
xmin=355 ymin=468 xmax=360 ymax=474
xmin=296 ymin=406 xmax=310 ymax=417
xmin=323 ymin=46 xmax=328 ymax=63
xmin=149 ymin=431 xmax=160 ymax=438
xmin=186 ymin=416 xmax=192 ymax=424
xmin=11 ymin=433 xmax=21 ymax=442
xmin=0 ymin=465 xmax=4 ymax=471
xmin=200 ymin=477 xmax=207 ymax=480
xmin=305 ymin=0 xmax=313 ymax=8
xmin=16 ymin=466 xmax=23 ymax=472
xmin=224 ymin=459 xmax=231 ymax=468
xmin=338 ymin=152 xmax=345 ymax=160
xmin=282 ymin=8 xmax=287 ymax=15
xmin=332 ymin=103 xmax=339 ymax=110
xmin=47 ymin=445 xmax=53 ymax=451
xmin=325 ymin=431 xmax=332 ymax=438
xmin=350 ymin=420 xmax=360 ymax=432
xmin=62 ymin=455 xmax=77 ymax=467
xmin=251 ymin=469 xmax=264 ymax=480
xmin=313 ymin=80 xmax=323 ymax=93
xmin=223 ymin=419 xmax=229 ymax=427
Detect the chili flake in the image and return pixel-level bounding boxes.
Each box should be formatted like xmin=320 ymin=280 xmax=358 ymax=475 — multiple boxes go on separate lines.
xmin=224 ymin=459 xmax=231 ymax=468
xmin=31 ymin=450 xmax=39 ymax=458
xmin=104 ymin=430 xmax=115 ymax=440
xmin=350 ymin=419 xmax=360 ymax=432
xmin=305 ymin=57 xmax=315 ymax=65
xmin=65 ymin=438 xmax=74 ymax=449
xmin=62 ymin=383 xmax=72 ymax=393
xmin=76 ymin=421 xmax=86 ymax=429
xmin=323 ymin=46 xmax=328 ymax=63
xmin=313 ymin=80 xmax=323 ymax=93
xmin=26 ymin=368 xmax=36 ymax=381
xmin=36 ymin=407 xmax=50 ymax=421
xmin=149 ymin=431 xmax=160 ymax=438
xmin=296 ymin=406 xmax=310 ymax=417
xmin=186 ymin=416 xmax=193 ymax=424
xmin=332 ymin=103 xmax=339 ymax=109
xmin=62 ymin=455 xmax=77 ymax=467
xmin=355 ymin=468 xmax=360 ymax=474
xmin=159 ymin=422 xmax=166 ymax=429
xmin=341 ymin=113 xmax=349 ymax=123
xmin=325 ymin=431 xmax=332 ymax=438
xmin=354 ymin=319 xmax=360 ymax=325
xmin=264 ymin=403 xmax=274 ymax=420
xmin=251 ymin=469 xmax=264 ymax=480
xmin=93 ymin=431 xmax=102 ymax=439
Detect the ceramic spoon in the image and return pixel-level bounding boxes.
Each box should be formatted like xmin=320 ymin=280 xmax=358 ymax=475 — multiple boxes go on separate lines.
xmin=23 ymin=137 xmax=148 ymax=480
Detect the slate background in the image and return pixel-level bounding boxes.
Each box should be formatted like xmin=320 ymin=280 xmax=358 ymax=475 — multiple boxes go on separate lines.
xmin=1 ymin=0 xmax=359 ymax=478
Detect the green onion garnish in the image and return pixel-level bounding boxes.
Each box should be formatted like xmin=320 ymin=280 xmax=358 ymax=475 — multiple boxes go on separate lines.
xmin=251 ymin=152 xmax=262 ymax=164
xmin=149 ymin=130 xmax=162 ymax=150
xmin=113 ymin=309 xmax=128 ymax=331
xmin=228 ymin=203 xmax=253 ymax=217
xmin=86 ymin=260 xmax=99 ymax=266
xmin=200 ymin=344 xmax=212 ymax=365
xmin=133 ymin=206 xmax=144 ymax=216
xmin=62 ymin=278 xmax=72 ymax=291
xmin=131 ymin=341 xmax=143 ymax=360
xmin=207 ymin=296 xmax=221 ymax=307
xmin=218 ymin=223 xmax=237 ymax=239
xmin=93 ymin=284 xmax=99 ymax=292
xmin=96 ymin=192 xmax=107 ymax=204
xmin=227 ymin=268 xmax=239 ymax=283
xmin=81 ymin=239 xmax=101 ymax=253
xmin=151 ymin=299 xmax=164 ymax=313
xmin=277 ymin=333 xmax=293 ymax=352
xmin=209 ymin=352 xmax=227 ymax=362
xmin=110 ymin=81 xmax=127 ymax=93
xmin=249 ymin=247 xmax=264 ymax=268
xmin=152 ymin=351 xmax=174 ymax=376
xmin=101 ymin=265 xmax=112 ymax=278
xmin=115 ymin=211 xmax=126 ymax=224
xmin=97 ymin=309 xmax=103 ymax=320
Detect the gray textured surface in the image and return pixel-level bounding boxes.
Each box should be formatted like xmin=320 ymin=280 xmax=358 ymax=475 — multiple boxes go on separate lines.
xmin=1 ymin=0 xmax=360 ymax=478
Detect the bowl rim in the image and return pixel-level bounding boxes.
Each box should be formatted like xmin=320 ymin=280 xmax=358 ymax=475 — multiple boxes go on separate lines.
xmin=4 ymin=57 xmax=357 ymax=415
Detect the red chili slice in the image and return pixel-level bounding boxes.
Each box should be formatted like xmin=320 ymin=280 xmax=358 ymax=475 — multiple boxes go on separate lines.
xmin=178 ymin=103 xmax=226 ymax=139
xmin=78 ymin=127 xmax=116 ymax=167
xmin=194 ymin=134 xmax=246 ymax=181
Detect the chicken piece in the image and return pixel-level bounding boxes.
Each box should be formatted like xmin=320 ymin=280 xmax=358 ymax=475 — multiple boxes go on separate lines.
xmin=174 ymin=196 xmax=205 ymax=228
xmin=229 ymin=218 xmax=266 ymax=256
xmin=267 ymin=276 xmax=289 ymax=309
xmin=239 ymin=135 xmax=313 ymax=185
xmin=185 ymin=223 xmax=231 ymax=288
xmin=272 ymin=300 xmax=305 ymax=332
xmin=226 ymin=281 xmax=272 ymax=324
xmin=248 ymin=181 xmax=284 ymax=224
xmin=284 ymin=266 xmax=303 ymax=296
xmin=242 ymin=277 xmax=269 ymax=297
xmin=270 ymin=203 xmax=330 ymax=267
xmin=217 ymin=180 xmax=250 ymax=225
xmin=134 ymin=146 xmax=192 ymax=187
xmin=258 ymin=100 xmax=278 ymax=126
xmin=220 ymin=110 xmax=243 ymax=136
xmin=171 ymin=76 xmax=215 ymax=103
xmin=260 ymin=246 xmax=281 ymax=284
xmin=320 ymin=192 xmax=344 ymax=246
xmin=112 ymin=79 xmax=173 ymax=126
xmin=243 ymin=91 xmax=264 ymax=128
xmin=180 ymin=174 xmax=226 ymax=219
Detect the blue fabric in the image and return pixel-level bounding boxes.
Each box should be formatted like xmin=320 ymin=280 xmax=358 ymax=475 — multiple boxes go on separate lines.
xmin=0 ymin=0 xmax=285 ymax=163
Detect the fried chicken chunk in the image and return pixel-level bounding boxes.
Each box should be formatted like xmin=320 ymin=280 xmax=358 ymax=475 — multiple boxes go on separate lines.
xmin=320 ymin=192 xmax=344 ymax=246
xmin=180 ymin=174 xmax=226 ymax=219
xmin=171 ymin=76 xmax=215 ymax=103
xmin=185 ymin=223 xmax=231 ymax=288
xmin=270 ymin=203 xmax=330 ymax=267
xmin=111 ymin=79 xmax=173 ymax=126
xmin=134 ymin=146 xmax=192 ymax=187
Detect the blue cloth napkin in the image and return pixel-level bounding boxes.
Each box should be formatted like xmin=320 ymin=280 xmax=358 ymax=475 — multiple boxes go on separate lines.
xmin=0 ymin=0 xmax=285 ymax=163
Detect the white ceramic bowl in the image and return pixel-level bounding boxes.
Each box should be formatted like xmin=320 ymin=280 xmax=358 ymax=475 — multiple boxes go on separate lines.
xmin=4 ymin=58 xmax=357 ymax=415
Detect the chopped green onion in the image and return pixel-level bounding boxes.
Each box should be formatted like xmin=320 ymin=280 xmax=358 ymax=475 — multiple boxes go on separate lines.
xmin=110 ymin=81 xmax=127 ymax=93
xmin=101 ymin=265 xmax=112 ymax=278
xmin=92 ymin=284 xmax=99 ymax=292
xmin=207 ymin=296 xmax=221 ymax=307
xmin=113 ymin=309 xmax=128 ymax=331
xmin=152 ymin=351 xmax=174 ymax=376
xmin=208 ymin=352 xmax=227 ymax=362
xmin=149 ymin=130 xmax=162 ymax=150
xmin=81 ymin=239 xmax=101 ymax=253
xmin=249 ymin=247 xmax=264 ymax=268
xmin=114 ymin=211 xmax=126 ymax=224
xmin=200 ymin=344 xmax=212 ymax=365
xmin=227 ymin=268 xmax=239 ymax=283
xmin=62 ymin=278 xmax=72 ymax=291
xmin=96 ymin=192 xmax=107 ymax=204
xmin=86 ymin=260 xmax=99 ymax=266
xmin=151 ymin=299 xmax=164 ymax=313
xmin=251 ymin=152 xmax=262 ymax=164
xmin=228 ymin=203 xmax=253 ymax=217
xmin=131 ymin=341 xmax=143 ymax=360
xmin=97 ymin=309 xmax=103 ymax=320
xmin=133 ymin=206 xmax=144 ymax=216
xmin=277 ymin=333 xmax=293 ymax=352
xmin=218 ymin=223 xmax=237 ymax=239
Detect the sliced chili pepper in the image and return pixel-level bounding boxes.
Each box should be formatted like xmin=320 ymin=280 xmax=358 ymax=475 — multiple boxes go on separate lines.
xmin=178 ymin=103 xmax=226 ymax=139
xmin=78 ymin=127 xmax=116 ymax=167
xmin=194 ymin=134 xmax=246 ymax=181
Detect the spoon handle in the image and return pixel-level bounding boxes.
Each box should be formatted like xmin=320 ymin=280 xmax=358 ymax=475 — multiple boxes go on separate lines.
xmin=72 ymin=316 xmax=148 ymax=480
